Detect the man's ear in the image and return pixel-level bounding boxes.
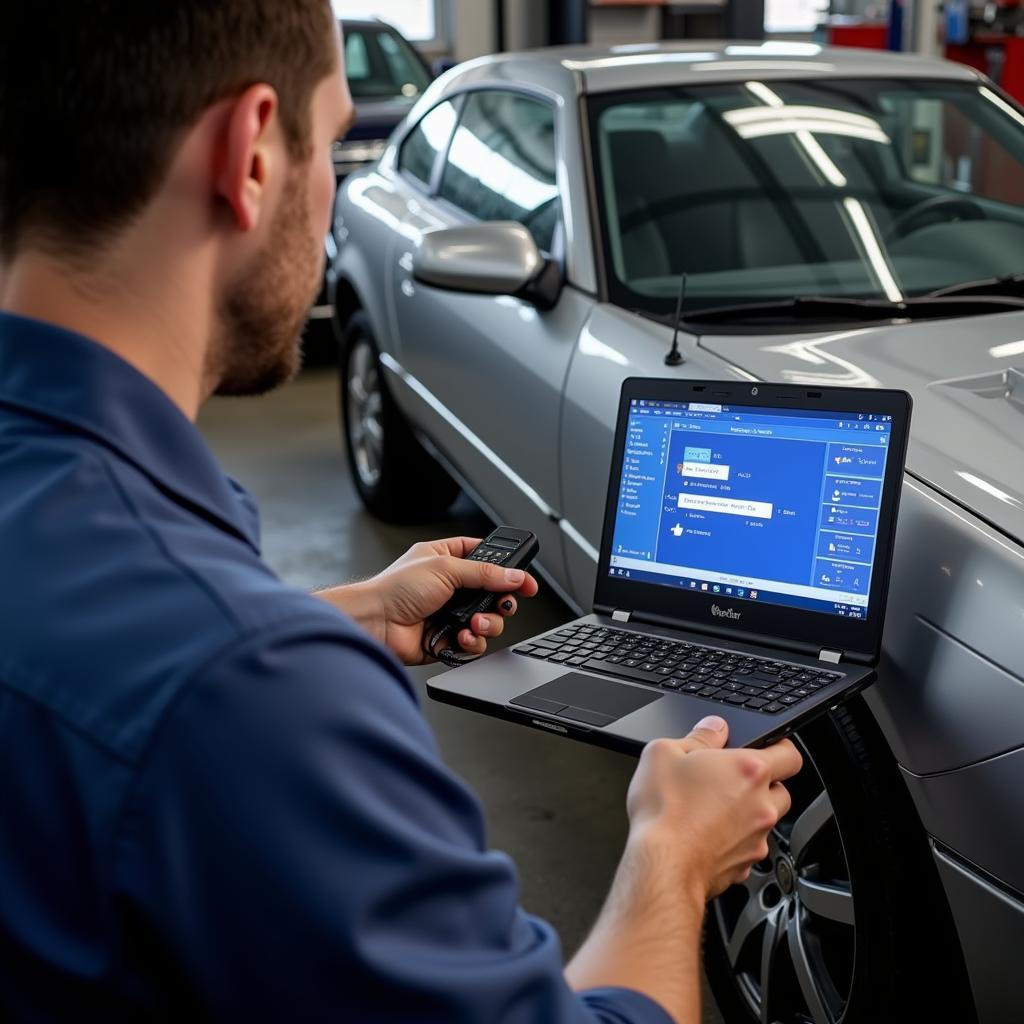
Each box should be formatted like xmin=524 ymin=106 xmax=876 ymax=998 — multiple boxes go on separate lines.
xmin=215 ymin=84 xmax=280 ymax=233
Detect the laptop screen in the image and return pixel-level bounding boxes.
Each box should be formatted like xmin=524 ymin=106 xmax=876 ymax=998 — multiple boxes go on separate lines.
xmin=607 ymin=398 xmax=893 ymax=620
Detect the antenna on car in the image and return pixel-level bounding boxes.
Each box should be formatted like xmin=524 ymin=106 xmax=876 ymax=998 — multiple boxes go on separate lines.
xmin=664 ymin=272 xmax=687 ymax=367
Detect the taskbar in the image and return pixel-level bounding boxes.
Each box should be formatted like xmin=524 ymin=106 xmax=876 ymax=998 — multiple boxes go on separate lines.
xmin=607 ymin=566 xmax=867 ymax=620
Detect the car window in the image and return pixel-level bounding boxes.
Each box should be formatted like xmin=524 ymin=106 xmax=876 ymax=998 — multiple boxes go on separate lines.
xmin=590 ymin=79 xmax=1024 ymax=318
xmin=377 ymin=29 xmax=428 ymax=97
xmin=398 ymin=99 xmax=458 ymax=187
xmin=438 ymin=91 xmax=561 ymax=252
xmin=885 ymin=93 xmax=1024 ymax=206
xmin=344 ymin=31 xmax=370 ymax=81
xmin=342 ymin=24 xmax=431 ymax=100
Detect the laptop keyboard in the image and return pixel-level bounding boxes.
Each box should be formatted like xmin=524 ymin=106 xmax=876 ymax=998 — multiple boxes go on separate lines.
xmin=513 ymin=625 xmax=843 ymax=715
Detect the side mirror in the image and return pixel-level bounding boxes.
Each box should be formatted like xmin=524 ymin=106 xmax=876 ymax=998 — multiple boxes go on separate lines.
xmin=412 ymin=222 xmax=561 ymax=309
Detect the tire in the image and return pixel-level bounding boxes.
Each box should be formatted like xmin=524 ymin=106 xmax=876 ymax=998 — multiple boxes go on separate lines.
xmin=703 ymin=697 xmax=975 ymax=1024
xmin=339 ymin=311 xmax=459 ymax=523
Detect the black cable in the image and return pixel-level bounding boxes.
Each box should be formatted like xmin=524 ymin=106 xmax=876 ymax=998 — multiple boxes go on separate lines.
xmin=424 ymin=622 xmax=481 ymax=668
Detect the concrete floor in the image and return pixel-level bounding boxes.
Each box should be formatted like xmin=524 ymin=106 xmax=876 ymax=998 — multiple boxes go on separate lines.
xmin=199 ymin=365 xmax=726 ymax=1023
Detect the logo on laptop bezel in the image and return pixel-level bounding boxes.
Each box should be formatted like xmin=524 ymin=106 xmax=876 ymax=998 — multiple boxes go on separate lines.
xmin=711 ymin=604 xmax=742 ymax=621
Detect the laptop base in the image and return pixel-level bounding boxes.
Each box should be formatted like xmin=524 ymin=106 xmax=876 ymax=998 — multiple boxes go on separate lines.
xmin=427 ymin=614 xmax=875 ymax=752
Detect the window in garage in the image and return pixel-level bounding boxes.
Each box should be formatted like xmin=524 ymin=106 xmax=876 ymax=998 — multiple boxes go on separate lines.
xmin=438 ymin=91 xmax=561 ymax=252
xmin=332 ymin=0 xmax=439 ymax=45
xmin=764 ymin=0 xmax=829 ymax=33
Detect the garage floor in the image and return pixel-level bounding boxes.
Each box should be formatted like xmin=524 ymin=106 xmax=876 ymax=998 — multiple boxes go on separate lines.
xmin=199 ymin=364 xmax=726 ymax=1023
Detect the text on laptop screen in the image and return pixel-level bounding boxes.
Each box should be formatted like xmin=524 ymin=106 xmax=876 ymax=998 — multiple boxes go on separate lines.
xmin=608 ymin=399 xmax=894 ymax=619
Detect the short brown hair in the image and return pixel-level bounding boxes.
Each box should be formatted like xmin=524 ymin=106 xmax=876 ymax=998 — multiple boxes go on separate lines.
xmin=0 ymin=0 xmax=336 ymax=260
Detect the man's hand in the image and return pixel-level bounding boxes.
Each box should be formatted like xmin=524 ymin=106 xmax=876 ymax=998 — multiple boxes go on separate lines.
xmin=566 ymin=717 xmax=802 ymax=1024
xmin=624 ymin=716 xmax=802 ymax=899
xmin=316 ymin=537 xmax=539 ymax=665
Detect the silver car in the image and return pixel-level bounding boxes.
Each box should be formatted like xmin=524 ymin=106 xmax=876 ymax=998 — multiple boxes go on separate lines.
xmin=329 ymin=41 xmax=1024 ymax=1024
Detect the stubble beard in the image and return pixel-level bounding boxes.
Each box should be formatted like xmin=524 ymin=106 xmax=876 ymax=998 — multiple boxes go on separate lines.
xmin=210 ymin=170 xmax=323 ymax=397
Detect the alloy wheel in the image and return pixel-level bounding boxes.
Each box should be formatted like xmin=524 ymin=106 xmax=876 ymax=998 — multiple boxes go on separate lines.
xmin=711 ymin=743 xmax=856 ymax=1024
xmin=346 ymin=339 xmax=385 ymax=489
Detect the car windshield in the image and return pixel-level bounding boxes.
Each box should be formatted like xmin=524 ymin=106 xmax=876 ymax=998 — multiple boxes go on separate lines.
xmin=343 ymin=24 xmax=431 ymax=100
xmin=589 ymin=78 xmax=1024 ymax=319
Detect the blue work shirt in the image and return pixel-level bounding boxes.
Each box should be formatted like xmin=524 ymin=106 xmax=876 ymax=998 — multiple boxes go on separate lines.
xmin=0 ymin=311 xmax=670 ymax=1023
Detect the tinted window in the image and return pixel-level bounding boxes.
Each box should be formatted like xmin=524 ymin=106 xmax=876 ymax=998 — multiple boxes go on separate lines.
xmin=342 ymin=25 xmax=431 ymax=100
xmin=345 ymin=31 xmax=370 ymax=79
xmin=590 ymin=79 xmax=1024 ymax=317
xmin=439 ymin=91 xmax=560 ymax=251
xmin=378 ymin=30 xmax=428 ymax=96
xmin=888 ymin=90 xmax=1024 ymax=206
xmin=398 ymin=100 xmax=458 ymax=186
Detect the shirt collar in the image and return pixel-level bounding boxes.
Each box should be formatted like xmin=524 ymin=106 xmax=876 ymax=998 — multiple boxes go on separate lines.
xmin=0 ymin=311 xmax=261 ymax=552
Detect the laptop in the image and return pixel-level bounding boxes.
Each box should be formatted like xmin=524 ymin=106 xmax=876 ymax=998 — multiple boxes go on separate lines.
xmin=428 ymin=378 xmax=912 ymax=751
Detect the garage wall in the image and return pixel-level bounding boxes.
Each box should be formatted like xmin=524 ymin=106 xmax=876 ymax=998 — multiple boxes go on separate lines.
xmin=589 ymin=6 xmax=661 ymax=45
xmin=443 ymin=0 xmax=744 ymax=62
xmin=445 ymin=0 xmax=549 ymax=62
xmin=505 ymin=0 xmax=550 ymax=51
xmin=445 ymin=0 xmax=495 ymax=62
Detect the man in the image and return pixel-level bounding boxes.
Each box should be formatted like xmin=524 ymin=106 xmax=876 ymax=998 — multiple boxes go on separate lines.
xmin=0 ymin=3 xmax=801 ymax=1021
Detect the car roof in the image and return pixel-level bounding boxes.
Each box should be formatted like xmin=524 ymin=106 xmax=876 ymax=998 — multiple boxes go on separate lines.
xmin=444 ymin=40 xmax=981 ymax=96
xmin=339 ymin=16 xmax=386 ymax=29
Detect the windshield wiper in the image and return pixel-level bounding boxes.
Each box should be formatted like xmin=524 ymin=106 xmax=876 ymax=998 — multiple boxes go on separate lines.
xmin=926 ymin=272 xmax=1024 ymax=300
xmin=680 ymin=293 xmax=1024 ymax=324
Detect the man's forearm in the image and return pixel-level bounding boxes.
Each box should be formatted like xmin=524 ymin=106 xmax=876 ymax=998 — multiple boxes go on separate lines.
xmin=313 ymin=582 xmax=386 ymax=644
xmin=565 ymin=826 xmax=707 ymax=1024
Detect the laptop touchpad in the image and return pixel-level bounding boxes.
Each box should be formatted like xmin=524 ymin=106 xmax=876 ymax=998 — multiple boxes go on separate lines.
xmin=510 ymin=672 xmax=662 ymax=727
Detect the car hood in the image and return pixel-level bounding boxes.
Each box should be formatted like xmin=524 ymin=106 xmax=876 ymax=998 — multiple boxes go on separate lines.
xmin=697 ymin=311 xmax=1024 ymax=544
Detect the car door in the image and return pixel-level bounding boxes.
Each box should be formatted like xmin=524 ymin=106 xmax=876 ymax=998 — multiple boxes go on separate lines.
xmin=390 ymin=88 xmax=593 ymax=594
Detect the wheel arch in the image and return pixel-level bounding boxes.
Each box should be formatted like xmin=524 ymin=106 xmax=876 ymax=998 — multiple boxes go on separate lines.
xmin=703 ymin=695 xmax=978 ymax=1024
xmin=327 ymin=242 xmax=393 ymax=356
xmin=331 ymin=276 xmax=363 ymax=345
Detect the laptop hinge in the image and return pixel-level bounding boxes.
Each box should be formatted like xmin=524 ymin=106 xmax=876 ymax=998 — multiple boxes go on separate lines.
xmin=608 ymin=608 xmax=822 ymax=659
xmin=597 ymin=608 xmax=870 ymax=664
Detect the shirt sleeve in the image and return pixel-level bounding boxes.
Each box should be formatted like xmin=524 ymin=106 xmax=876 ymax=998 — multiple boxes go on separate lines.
xmin=115 ymin=620 xmax=673 ymax=1024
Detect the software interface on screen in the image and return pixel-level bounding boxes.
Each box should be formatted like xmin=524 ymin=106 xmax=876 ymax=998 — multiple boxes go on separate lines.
xmin=608 ymin=399 xmax=893 ymax=619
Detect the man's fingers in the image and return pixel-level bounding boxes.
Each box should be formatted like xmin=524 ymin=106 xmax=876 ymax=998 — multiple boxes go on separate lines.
xmin=495 ymin=595 xmax=517 ymax=617
xmin=470 ymin=613 xmax=504 ymax=638
xmin=417 ymin=536 xmax=483 ymax=559
xmin=457 ymin=629 xmax=487 ymax=656
xmin=673 ymin=723 xmax=800 ymax=781
xmin=676 ymin=715 xmax=729 ymax=753
xmin=446 ymin=536 xmax=483 ymax=557
xmin=441 ymin=556 xmax=538 ymax=596
xmin=757 ymin=738 xmax=804 ymax=782
xmin=769 ymin=780 xmax=792 ymax=821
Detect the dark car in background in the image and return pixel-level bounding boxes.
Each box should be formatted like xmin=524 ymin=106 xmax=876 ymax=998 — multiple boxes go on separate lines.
xmin=310 ymin=17 xmax=433 ymax=325
xmin=332 ymin=17 xmax=433 ymax=177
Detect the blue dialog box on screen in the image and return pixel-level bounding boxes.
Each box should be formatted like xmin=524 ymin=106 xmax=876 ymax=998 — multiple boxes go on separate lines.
xmin=683 ymin=447 xmax=712 ymax=463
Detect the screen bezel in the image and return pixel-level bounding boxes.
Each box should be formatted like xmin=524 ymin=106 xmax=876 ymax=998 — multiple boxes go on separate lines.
xmin=594 ymin=378 xmax=912 ymax=660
